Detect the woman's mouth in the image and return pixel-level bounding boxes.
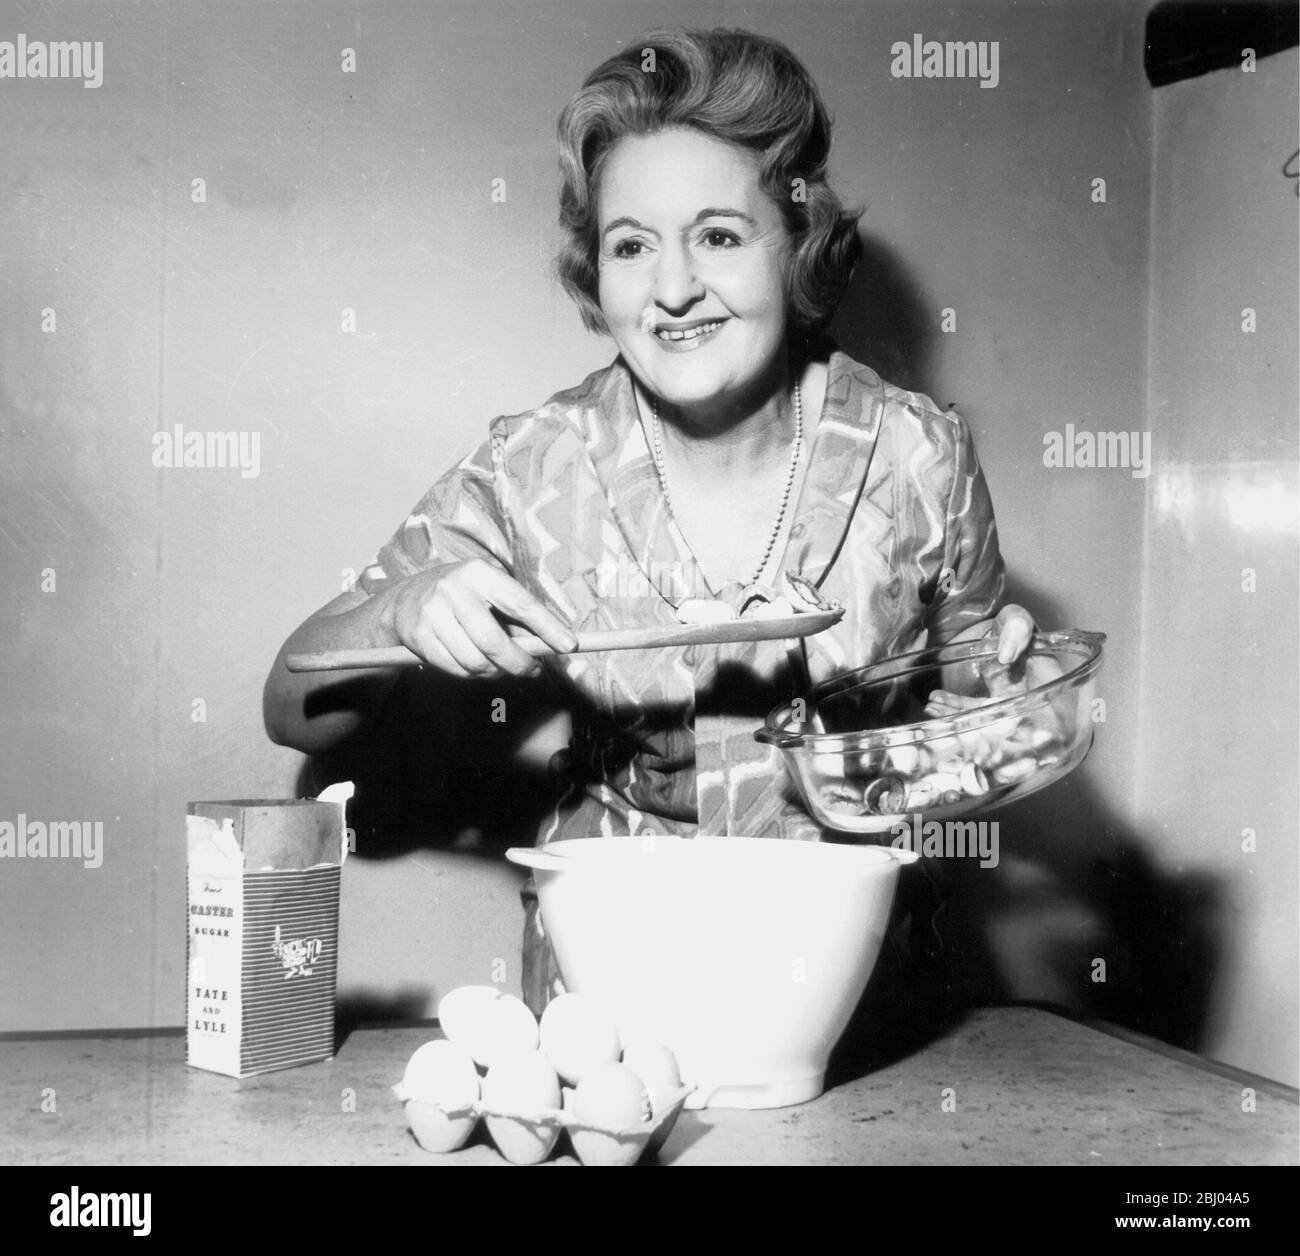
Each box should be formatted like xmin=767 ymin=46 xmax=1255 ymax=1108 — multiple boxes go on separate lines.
xmin=652 ymin=319 xmax=726 ymax=350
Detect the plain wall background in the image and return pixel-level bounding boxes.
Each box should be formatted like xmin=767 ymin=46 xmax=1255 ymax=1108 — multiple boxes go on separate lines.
xmin=0 ymin=1 xmax=1295 ymax=1085
xmin=1139 ymin=44 xmax=1298 ymax=1081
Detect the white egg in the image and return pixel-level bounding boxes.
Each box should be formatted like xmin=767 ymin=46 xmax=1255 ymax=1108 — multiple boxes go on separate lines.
xmin=569 ymin=1062 xmax=653 ymax=1167
xmin=437 ymin=985 xmax=539 ymax=1069
xmin=481 ymin=1049 xmax=562 ymax=1165
xmin=539 ymin=992 xmax=622 ymax=1086
xmin=619 ymin=1040 xmax=683 ymax=1157
xmin=399 ymin=1039 xmax=480 ymax=1153
xmin=402 ymin=1038 xmax=481 ymax=1102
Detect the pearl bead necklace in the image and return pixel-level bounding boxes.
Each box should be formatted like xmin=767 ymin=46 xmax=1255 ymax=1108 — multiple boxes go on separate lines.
xmin=649 ymin=382 xmax=804 ymax=586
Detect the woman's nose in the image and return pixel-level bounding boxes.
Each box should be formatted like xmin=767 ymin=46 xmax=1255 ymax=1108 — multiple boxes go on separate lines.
xmin=652 ymin=243 xmax=705 ymax=313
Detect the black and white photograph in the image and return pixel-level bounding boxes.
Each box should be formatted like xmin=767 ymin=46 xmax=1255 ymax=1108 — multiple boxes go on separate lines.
xmin=1 ymin=0 xmax=1296 ymax=1205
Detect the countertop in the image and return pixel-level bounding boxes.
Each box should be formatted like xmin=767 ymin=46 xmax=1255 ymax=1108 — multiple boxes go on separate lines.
xmin=2 ymin=1007 xmax=1295 ymax=1166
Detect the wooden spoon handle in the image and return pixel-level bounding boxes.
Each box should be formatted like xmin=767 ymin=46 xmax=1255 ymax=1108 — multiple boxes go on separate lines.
xmin=284 ymin=609 xmax=843 ymax=672
xmin=286 ymin=637 xmax=548 ymax=672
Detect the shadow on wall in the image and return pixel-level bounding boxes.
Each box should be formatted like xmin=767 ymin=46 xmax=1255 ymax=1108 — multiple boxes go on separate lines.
xmin=827 ymin=774 xmax=1227 ymax=1083
xmin=975 ymin=574 xmax=1226 ymax=1055
xmin=828 ymin=574 xmax=1226 ymax=1084
xmin=294 ymin=667 xmax=563 ymax=860
xmin=832 ymin=230 xmax=937 ymax=395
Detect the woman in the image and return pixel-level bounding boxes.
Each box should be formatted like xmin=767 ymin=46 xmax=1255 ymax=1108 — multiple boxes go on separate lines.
xmin=264 ymin=29 xmax=1035 ymax=1011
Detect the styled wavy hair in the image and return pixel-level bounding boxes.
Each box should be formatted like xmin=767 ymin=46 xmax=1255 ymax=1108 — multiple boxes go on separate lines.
xmin=556 ymin=28 xmax=862 ymax=336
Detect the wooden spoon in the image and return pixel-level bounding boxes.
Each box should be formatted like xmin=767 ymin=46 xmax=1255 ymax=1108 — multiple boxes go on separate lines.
xmin=285 ymin=608 xmax=844 ymax=672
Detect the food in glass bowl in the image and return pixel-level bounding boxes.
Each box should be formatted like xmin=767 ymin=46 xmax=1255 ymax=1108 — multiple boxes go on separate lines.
xmin=755 ymin=630 xmax=1105 ymax=833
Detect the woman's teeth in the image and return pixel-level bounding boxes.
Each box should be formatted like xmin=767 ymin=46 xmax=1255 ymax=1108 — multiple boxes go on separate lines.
xmin=655 ymin=321 xmax=722 ymax=342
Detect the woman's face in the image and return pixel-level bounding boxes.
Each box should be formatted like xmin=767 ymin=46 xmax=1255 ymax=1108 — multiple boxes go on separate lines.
xmin=596 ymin=127 xmax=792 ymax=420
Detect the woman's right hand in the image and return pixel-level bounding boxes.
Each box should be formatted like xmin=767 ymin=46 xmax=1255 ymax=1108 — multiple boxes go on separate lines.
xmin=383 ymin=558 xmax=577 ymax=679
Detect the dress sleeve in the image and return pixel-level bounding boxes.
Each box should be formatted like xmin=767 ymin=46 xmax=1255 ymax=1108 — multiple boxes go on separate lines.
xmin=923 ymin=411 xmax=1006 ymax=641
xmin=355 ymin=431 xmax=514 ymax=595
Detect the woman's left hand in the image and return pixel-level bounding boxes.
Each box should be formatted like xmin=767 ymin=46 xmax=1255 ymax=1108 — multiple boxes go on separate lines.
xmin=988 ymin=603 xmax=1035 ymax=664
xmin=924 ymin=603 xmax=1039 ymax=719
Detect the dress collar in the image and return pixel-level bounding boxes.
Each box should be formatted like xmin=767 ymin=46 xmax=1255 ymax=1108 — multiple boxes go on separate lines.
xmin=580 ymin=346 xmax=886 ymax=602
xmin=783 ymin=349 xmax=887 ymax=587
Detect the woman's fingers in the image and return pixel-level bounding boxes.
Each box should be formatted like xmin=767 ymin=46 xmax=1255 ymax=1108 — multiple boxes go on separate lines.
xmin=412 ymin=634 xmax=478 ymax=679
xmin=446 ymin=583 xmax=545 ymax=677
xmin=993 ymin=604 xmax=1035 ymax=664
xmin=423 ymin=608 xmax=496 ymax=677
xmin=467 ymin=562 xmax=578 ymax=654
xmin=392 ymin=560 xmax=576 ymax=679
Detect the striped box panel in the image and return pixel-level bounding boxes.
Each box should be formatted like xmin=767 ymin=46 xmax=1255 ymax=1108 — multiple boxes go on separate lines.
xmin=238 ymin=867 xmax=341 ymax=1076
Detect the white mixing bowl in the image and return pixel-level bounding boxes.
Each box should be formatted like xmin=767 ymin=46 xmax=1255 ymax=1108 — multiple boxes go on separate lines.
xmin=506 ymin=836 xmax=915 ymax=1109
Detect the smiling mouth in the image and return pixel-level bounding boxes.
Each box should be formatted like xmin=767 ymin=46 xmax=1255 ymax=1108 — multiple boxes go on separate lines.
xmin=653 ymin=320 xmax=726 ymax=344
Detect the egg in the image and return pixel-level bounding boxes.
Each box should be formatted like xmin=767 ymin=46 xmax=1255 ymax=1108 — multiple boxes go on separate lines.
xmin=569 ymin=1062 xmax=653 ymax=1167
xmin=481 ymin=1049 xmax=562 ymax=1165
xmin=539 ymin=992 xmax=622 ymax=1085
xmin=437 ymin=985 xmax=539 ymax=1069
xmin=619 ymin=1040 xmax=683 ymax=1157
xmin=399 ymin=1039 xmax=481 ymax=1153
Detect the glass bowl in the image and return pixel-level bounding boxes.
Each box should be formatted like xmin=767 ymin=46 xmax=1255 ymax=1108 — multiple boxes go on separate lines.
xmin=755 ymin=629 xmax=1106 ymax=833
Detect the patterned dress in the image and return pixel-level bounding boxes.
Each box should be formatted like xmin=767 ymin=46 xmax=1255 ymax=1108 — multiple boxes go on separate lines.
xmin=357 ymin=344 xmax=1006 ymax=1010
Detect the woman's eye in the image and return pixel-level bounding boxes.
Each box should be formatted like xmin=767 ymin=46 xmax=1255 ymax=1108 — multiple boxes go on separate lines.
xmin=611 ymin=238 xmax=646 ymax=259
xmin=700 ymin=228 xmax=740 ymax=248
